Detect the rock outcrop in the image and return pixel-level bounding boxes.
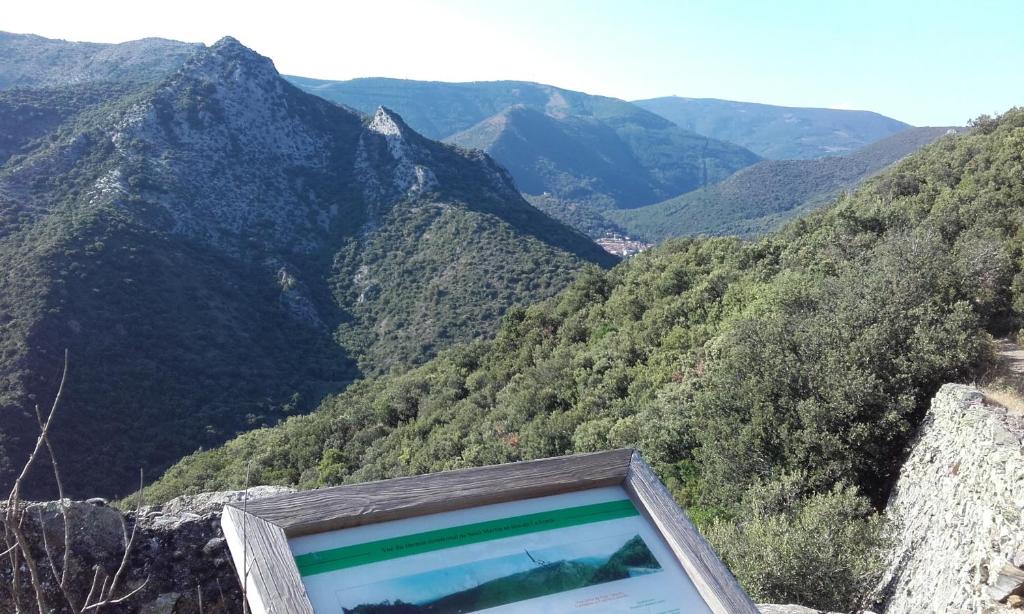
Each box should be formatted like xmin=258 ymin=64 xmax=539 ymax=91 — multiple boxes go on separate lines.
xmin=0 ymin=487 xmax=289 ymax=613
xmin=878 ymin=384 xmax=1024 ymax=613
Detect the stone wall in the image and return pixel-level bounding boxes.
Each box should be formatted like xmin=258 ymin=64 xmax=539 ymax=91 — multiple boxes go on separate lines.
xmin=0 ymin=486 xmax=288 ymax=613
xmin=878 ymin=384 xmax=1024 ymax=613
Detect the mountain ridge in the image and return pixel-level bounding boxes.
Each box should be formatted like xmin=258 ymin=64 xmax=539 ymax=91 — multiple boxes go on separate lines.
xmin=287 ymin=76 xmax=761 ymax=236
xmin=609 ymin=125 xmax=956 ymax=241
xmin=634 ymin=95 xmax=911 ymax=159
xmin=0 ymin=36 xmax=613 ymax=498
xmin=0 ymin=30 xmax=200 ymax=90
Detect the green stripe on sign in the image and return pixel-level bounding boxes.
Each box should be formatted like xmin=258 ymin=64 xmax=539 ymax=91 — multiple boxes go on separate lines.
xmin=294 ymin=498 xmax=639 ymax=577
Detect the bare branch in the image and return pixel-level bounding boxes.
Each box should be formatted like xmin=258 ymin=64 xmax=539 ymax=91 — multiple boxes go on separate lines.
xmin=1 ymin=351 xmax=146 ymax=613
xmin=82 ymin=576 xmax=150 ymax=611
xmin=4 ymin=521 xmax=22 ymax=609
xmin=7 ymin=349 xmax=68 ymax=507
xmin=35 ymin=507 xmax=59 ymax=582
xmin=82 ymin=567 xmax=103 ymax=610
xmin=34 ymin=400 xmax=73 ymax=594
xmin=6 ymin=506 xmax=48 ymax=614
xmin=109 ymin=469 xmax=144 ymax=595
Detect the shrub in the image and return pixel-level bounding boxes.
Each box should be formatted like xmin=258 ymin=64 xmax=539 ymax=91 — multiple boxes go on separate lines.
xmin=706 ymin=476 xmax=888 ymax=611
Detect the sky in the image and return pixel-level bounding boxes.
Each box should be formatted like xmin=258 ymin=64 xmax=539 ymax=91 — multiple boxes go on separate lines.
xmin=4 ymin=0 xmax=1022 ymax=126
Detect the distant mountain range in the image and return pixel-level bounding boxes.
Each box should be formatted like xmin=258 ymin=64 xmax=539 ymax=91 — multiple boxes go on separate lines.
xmin=290 ymin=78 xmax=940 ymax=240
xmin=609 ymin=126 xmax=956 ymax=241
xmin=0 ymin=31 xmax=200 ymax=89
xmin=0 ymin=33 xmax=613 ymax=497
xmin=633 ymin=96 xmax=911 ymax=159
xmin=287 ymin=77 xmax=761 ymax=236
xmin=0 ymin=30 xmax=948 ymax=498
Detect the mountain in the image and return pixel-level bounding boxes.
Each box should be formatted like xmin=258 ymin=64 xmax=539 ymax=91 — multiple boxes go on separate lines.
xmin=149 ymin=107 xmax=1024 ymax=610
xmin=0 ymin=81 xmax=143 ymax=163
xmin=343 ymin=535 xmax=658 ymax=613
xmin=285 ymin=77 xmax=545 ymax=140
xmin=609 ymin=126 xmax=955 ymax=241
xmin=0 ymin=37 xmax=614 ymax=498
xmin=0 ymin=31 xmax=199 ymax=89
xmin=634 ymin=96 xmax=911 ymax=159
xmin=287 ymin=77 xmax=760 ymax=236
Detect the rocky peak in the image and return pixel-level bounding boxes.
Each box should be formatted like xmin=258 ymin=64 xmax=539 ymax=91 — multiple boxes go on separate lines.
xmin=205 ymin=36 xmax=264 ymax=66
xmin=357 ymin=106 xmax=439 ymax=201
xmin=103 ymin=35 xmax=345 ymax=251
xmin=368 ymin=105 xmax=410 ymax=137
xmin=162 ymin=35 xmax=282 ymax=101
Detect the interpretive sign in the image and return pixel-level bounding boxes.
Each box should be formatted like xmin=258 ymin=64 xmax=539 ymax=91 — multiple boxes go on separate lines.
xmin=221 ymin=449 xmax=759 ymax=614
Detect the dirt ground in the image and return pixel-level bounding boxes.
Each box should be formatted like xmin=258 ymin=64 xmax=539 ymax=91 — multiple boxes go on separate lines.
xmin=981 ymin=337 xmax=1024 ymax=415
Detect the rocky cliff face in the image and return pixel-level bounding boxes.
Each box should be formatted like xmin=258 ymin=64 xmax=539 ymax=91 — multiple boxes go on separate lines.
xmin=755 ymin=384 xmax=1024 ymax=614
xmin=878 ymin=384 xmax=1024 ymax=613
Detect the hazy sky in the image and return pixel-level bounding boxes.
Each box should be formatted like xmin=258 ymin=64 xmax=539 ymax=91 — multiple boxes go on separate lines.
xmin=5 ymin=0 xmax=1022 ymax=125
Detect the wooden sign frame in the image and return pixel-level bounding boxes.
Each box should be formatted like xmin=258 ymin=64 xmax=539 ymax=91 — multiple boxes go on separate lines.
xmin=221 ymin=449 xmax=759 ymax=613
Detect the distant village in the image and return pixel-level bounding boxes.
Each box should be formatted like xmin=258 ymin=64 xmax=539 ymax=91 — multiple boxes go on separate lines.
xmin=596 ymin=233 xmax=652 ymax=257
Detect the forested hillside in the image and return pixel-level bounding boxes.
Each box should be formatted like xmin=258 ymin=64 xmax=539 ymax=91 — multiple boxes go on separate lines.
xmin=149 ymin=109 xmax=1024 ymax=611
xmin=634 ymin=96 xmax=911 ymax=159
xmin=611 ymin=126 xmax=955 ymax=241
xmin=0 ymin=37 xmax=613 ymax=498
xmin=288 ymin=77 xmax=760 ymax=236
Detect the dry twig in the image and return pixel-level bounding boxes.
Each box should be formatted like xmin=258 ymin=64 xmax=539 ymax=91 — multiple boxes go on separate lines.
xmin=2 ymin=351 xmax=149 ymax=612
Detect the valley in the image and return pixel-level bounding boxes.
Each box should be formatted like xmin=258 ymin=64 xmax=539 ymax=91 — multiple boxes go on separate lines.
xmin=147 ymin=106 xmax=1024 ymax=612
xmin=610 ymin=125 xmax=957 ymax=240
xmin=288 ymin=77 xmax=949 ymax=243
xmin=289 ymin=76 xmax=762 ymax=236
xmin=0 ymin=11 xmax=1020 ymax=613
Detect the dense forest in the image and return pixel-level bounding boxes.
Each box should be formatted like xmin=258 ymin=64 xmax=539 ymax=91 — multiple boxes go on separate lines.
xmin=148 ymin=108 xmax=1024 ymax=609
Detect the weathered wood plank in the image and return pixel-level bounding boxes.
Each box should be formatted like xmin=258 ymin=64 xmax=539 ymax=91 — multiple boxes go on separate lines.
xmin=222 ymin=505 xmax=313 ymax=614
xmin=624 ymin=451 xmax=760 ymax=614
xmin=246 ymin=449 xmax=634 ymax=537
